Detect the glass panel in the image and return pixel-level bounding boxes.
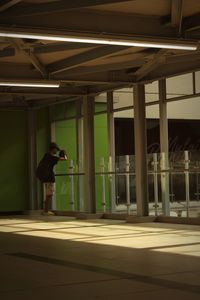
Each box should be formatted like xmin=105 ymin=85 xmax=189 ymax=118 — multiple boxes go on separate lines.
xmin=146 ymin=104 xmax=159 ymax=119
xmin=114 ymin=109 xmax=134 ymax=118
xmin=95 ymin=93 xmax=107 ymax=113
xmin=94 ymin=113 xmax=109 ymax=212
xmin=188 ymin=151 xmax=200 ymax=218
xmin=166 ymin=73 xmax=193 ymax=99
xmin=148 ymin=153 xmax=163 ymax=216
xmin=167 ymin=98 xmax=200 ymax=120
xmin=55 ymin=174 xmax=79 ymax=211
xmin=145 ymin=81 xmax=159 ymax=103
xmin=113 ymin=88 xmax=133 ymax=110
xmin=195 ymin=71 xmax=200 ymax=93
xmin=115 ymin=155 xmax=136 ymax=214
xmin=55 ymin=119 xmax=78 ymax=210
xmin=169 ymin=152 xmax=187 ymax=217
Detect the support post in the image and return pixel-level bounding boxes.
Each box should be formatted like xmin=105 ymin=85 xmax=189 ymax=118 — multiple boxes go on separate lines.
xmin=107 ymin=91 xmax=116 ymax=212
xmin=76 ymin=99 xmax=84 ymax=211
xmin=83 ymin=96 xmax=96 ymax=213
xmin=134 ymin=84 xmax=149 ymax=216
xmin=159 ymin=79 xmax=170 ymax=216
xmin=27 ymin=109 xmax=38 ymax=210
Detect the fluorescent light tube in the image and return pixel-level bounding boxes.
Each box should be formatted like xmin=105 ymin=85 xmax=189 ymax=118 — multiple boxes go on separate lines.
xmin=0 ymin=82 xmax=60 ymax=88
xmin=0 ymin=31 xmax=197 ymax=51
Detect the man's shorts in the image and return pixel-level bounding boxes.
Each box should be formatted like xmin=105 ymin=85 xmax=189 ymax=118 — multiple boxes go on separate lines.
xmin=44 ymin=182 xmax=55 ymax=196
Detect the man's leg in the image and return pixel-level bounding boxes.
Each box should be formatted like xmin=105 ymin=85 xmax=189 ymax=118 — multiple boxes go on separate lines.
xmin=44 ymin=195 xmax=52 ymax=212
xmin=44 ymin=183 xmax=55 ymax=214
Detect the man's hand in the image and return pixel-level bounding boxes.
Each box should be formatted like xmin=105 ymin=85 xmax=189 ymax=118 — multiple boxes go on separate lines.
xmin=59 ymin=150 xmax=68 ymax=160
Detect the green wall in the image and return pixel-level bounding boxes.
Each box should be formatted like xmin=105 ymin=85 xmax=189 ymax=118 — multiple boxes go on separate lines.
xmin=53 ymin=104 xmax=109 ymax=212
xmin=36 ymin=108 xmax=50 ymax=208
xmin=0 ymin=111 xmax=28 ymax=211
xmin=55 ymin=119 xmax=78 ymax=210
xmin=0 ymin=103 xmax=109 ymax=213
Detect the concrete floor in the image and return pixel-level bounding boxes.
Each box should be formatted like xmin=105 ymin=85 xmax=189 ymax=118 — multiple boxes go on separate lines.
xmin=0 ymin=216 xmax=200 ymax=300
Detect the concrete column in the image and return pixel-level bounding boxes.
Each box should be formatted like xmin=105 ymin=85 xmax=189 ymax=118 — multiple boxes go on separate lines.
xmin=134 ymin=84 xmax=149 ymax=216
xmin=83 ymin=96 xmax=96 ymax=213
xmin=159 ymin=79 xmax=170 ymax=216
xmin=27 ymin=109 xmax=38 ymax=210
xmin=107 ymin=91 xmax=116 ymax=212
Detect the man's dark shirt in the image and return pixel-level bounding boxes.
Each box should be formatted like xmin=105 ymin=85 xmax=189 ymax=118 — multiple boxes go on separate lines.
xmin=39 ymin=153 xmax=59 ymax=182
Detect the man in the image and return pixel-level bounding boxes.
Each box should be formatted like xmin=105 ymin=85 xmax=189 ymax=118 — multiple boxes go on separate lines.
xmin=37 ymin=142 xmax=67 ymax=215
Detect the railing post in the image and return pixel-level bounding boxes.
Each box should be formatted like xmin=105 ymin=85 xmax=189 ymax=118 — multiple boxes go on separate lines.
xmin=125 ymin=155 xmax=131 ymax=215
xmin=184 ymin=151 xmax=190 ymax=218
xmin=69 ymin=159 xmax=75 ymax=211
xmin=153 ymin=153 xmax=159 ymax=216
xmin=100 ymin=157 xmax=106 ymax=212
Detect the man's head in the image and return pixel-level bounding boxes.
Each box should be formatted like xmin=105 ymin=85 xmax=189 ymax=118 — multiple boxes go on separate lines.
xmin=49 ymin=142 xmax=60 ymax=155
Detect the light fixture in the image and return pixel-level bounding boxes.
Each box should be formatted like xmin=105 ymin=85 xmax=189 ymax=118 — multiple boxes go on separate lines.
xmin=0 ymin=81 xmax=60 ymax=88
xmin=0 ymin=30 xmax=197 ymax=51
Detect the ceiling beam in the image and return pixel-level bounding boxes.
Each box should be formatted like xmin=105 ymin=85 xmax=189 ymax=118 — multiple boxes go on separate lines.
xmin=0 ymin=47 xmax=15 ymax=57
xmin=0 ymin=13 xmax=177 ymax=40
xmin=48 ymin=46 xmax=127 ymax=75
xmin=140 ymin=57 xmax=200 ymax=83
xmin=0 ymin=0 xmax=21 ymax=13
xmin=133 ymin=50 xmax=168 ymax=80
xmin=0 ymin=63 xmax=135 ymax=84
xmin=11 ymin=39 xmax=48 ymax=78
xmin=3 ymin=0 xmax=132 ymax=17
xmin=62 ymin=59 xmax=146 ymax=76
xmin=0 ymin=86 xmax=86 ymax=96
xmin=183 ymin=13 xmax=200 ymax=32
xmin=171 ymin=0 xmax=183 ymax=34
xmin=33 ymin=42 xmax=95 ymax=54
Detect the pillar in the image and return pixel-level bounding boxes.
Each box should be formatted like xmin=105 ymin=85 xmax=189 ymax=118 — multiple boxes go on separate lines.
xmin=107 ymin=91 xmax=116 ymax=212
xmin=159 ymin=79 xmax=170 ymax=215
xmin=83 ymin=96 xmax=96 ymax=213
xmin=134 ymin=84 xmax=149 ymax=216
xmin=76 ymin=99 xmax=84 ymax=211
xmin=27 ymin=109 xmax=38 ymax=210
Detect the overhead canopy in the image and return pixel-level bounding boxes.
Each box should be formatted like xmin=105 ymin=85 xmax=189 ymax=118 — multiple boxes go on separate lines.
xmin=0 ymin=0 xmax=200 ymax=108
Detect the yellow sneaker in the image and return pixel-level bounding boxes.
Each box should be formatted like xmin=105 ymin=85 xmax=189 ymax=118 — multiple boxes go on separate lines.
xmin=47 ymin=211 xmax=55 ymax=216
xmin=42 ymin=211 xmax=55 ymax=216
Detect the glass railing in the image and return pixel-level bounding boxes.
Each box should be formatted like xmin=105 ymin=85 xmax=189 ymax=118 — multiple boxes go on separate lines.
xmin=53 ymin=151 xmax=200 ymax=218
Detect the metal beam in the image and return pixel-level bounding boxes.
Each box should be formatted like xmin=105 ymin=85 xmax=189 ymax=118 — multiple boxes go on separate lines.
xmin=63 ymin=59 xmax=146 ymax=76
xmin=0 ymin=47 xmax=15 ymax=57
xmin=133 ymin=50 xmax=167 ymax=80
xmin=11 ymin=39 xmax=48 ymax=78
xmin=33 ymin=42 xmax=95 ymax=54
xmin=141 ymin=57 xmax=200 ymax=83
xmin=171 ymin=0 xmax=183 ymax=34
xmin=183 ymin=13 xmax=200 ymax=32
xmin=48 ymin=46 xmax=127 ymax=75
xmin=0 ymin=13 xmax=177 ymax=40
xmin=3 ymin=0 xmax=132 ymax=17
xmin=0 ymin=0 xmax=21 ymax=13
